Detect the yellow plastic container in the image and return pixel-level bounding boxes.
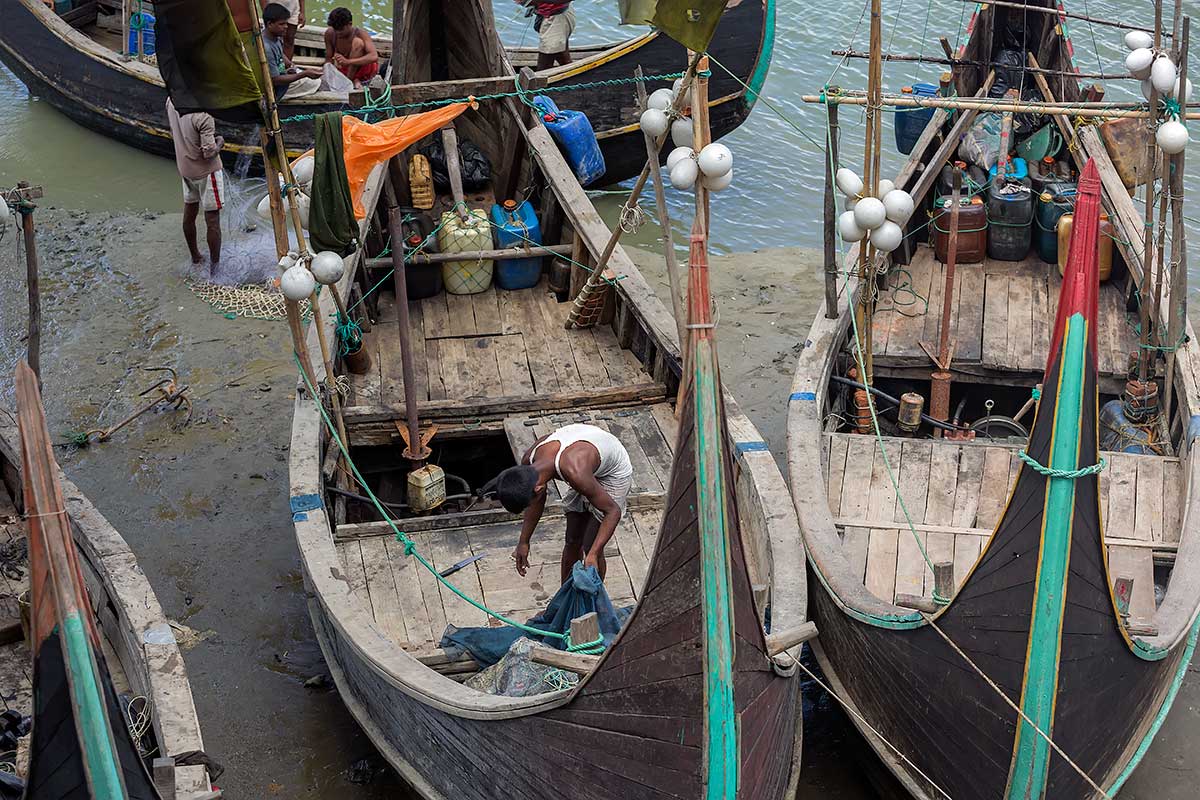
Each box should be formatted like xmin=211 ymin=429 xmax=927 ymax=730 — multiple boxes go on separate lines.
xmin=409 ymin=154 xmax=434 ymax=210
xmin=437 ymin=209 xmax=494 ymax=294
xmin=1056 ymin=212 xmax=1113 ymax=282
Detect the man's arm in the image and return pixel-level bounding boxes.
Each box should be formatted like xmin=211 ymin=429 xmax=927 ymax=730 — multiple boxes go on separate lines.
xmin=512 ymin=487 xmax=547 ymax=576
xmin=345 ymin=31 xmax=379 ymax=65
xmin=196 ymin=116 xmax=224 ymax=159
xmin=323 ymin=28 xmax=335 ymax=62
xmin=566 ymin=470 xmax=621 ymax=570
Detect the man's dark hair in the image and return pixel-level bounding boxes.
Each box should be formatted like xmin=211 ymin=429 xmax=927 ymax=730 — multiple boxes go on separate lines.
xmin=263 ymin=3 xmax=290 ymax=23
xmin=483 ymin=465 xmax=539 ymax=513
xmin=328 ymin=7 xmax=354 ymax=28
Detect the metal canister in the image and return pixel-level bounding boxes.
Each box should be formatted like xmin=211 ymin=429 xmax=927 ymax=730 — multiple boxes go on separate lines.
xmin=898 ymin=392 xmax=925 ymax=434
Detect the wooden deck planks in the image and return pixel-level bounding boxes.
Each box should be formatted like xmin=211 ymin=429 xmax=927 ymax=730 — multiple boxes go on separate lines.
xmin=956 ymin=263 xmax=986 ymax=362
xmin=1006 ymin=274 xmax=1034 ymax=372
xmin=981 ymin=272 xmax=1010 ymax=369
xmin=864 ymin=442 xmax=901 ymax=601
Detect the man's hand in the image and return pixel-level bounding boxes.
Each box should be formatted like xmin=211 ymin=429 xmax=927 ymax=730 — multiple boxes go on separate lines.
xmin=333 ymin=53 xmax=347 ymax=67
xmin=583 ymin=551 xmax=599 ymax=571
xmin=303 ymin=67 xmax=322 ymax=79
xmin=512 ymin=542 xmax=530 ymax=576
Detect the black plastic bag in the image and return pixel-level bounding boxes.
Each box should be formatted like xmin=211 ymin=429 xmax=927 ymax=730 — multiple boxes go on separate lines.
xmin=422 ymin=137 xmax=493 ymax=192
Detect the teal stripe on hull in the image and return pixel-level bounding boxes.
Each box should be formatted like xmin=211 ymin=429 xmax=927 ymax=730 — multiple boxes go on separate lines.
xmin=694 ymin=340 xmax=738 ymax=799
xmin=1006 ymin=313 xmax=1087 ymax=799
xmin=59 ymin=614 xmax=126 ymax=799
xmin=744 ymin=0 xmax=775 ymax=108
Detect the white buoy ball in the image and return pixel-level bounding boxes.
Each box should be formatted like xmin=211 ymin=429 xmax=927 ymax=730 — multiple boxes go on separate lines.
xmin=853 ymin=196 xmax=887 ymax=230
xmin=669 ymin=157 xmax=699 ymax=190
xmin=838 ymin=210 xmax=867 ymax=243
xmin=871 ymin=220 xmax=904 ymax=253
xmin=697 ymin=143 xmax=733 ymax=178
xmin=1127 ymin=48 xmax=1155 ymax=79
xmin=0 ymin=197 xmax=9 ymax=237
xmin=277 ymin=253 xmax=297 ymax=274
xmin=280 ymin=265 xmax=316 ymax=301
xmin=666 ymin=146 xmax=694 ymax=172
xmin=876 ymin=178 xmax=895 ymax=197
xmin=701 ymin=168 xmax=734 ymax=192
xmin=293 ymin=193 xmax=311 ymax=229
xmin=1125 ymin=30 xmax=1154 ymax=51
xmin=648 ymin=88 xmax=674 ymax=111
xmin=640 ymin=108 xmax=670 ymax=138
xmin=1157 ymin=119 xmax=1190 ymax=154
xmin=1171 ymin=75 xmax=1194 ymax=101
xmin=883 ymin=189 xmax=915 ymax=223
xmin=671 ymin=117 xmax=694 ymax=148
xmin=845 ymin=196 xmax=859 ymax=213
xmin=836 ymin=167 xmax=864 ymax=198
xmin=311 ymin=251 xmax=345 ymax=285
xmin=672 ymin=77 xmax=685 ymax=97
xmin=290 ymin=155 xmax=315 ymax=187
xmin=1152 ymin=55 xmax=1178 ymax=94
xmin=1141 ymin=79 xmax=1155 ymax=101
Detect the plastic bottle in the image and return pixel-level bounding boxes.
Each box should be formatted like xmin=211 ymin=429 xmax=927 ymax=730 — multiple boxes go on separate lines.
xmin=489 ymin=199 xmax=543 ymax=290
xmin=1034 ymin=183 xmax=1076 ymax=263
xmin=933 ymin=195 xmax=988 ymax=263
xmin=986 ymin=181 xmax=1034 ymax=261
xmin=437 ymin=209 xmax=495 ymax=294
xmin=894 ymin=83 xmax=939 ymax=154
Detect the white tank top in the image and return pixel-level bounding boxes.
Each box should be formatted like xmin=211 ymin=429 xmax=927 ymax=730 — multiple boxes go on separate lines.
xmin=528 ymin=424 xmax=633 ymax=482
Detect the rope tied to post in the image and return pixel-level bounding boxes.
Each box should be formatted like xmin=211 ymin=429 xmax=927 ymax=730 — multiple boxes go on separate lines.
xmin=1017 ymin=449 xmax=1107 ymax=479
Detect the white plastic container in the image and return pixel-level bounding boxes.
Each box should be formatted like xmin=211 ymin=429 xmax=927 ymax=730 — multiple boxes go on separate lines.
xmin=437 ymin=209 xmax=494 ymax=294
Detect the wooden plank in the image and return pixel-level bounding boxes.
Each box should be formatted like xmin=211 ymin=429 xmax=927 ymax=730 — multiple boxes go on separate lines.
xmin=1098 ymin=283 xmax=1122 ymax=376
xmin=359 ymin=536 xmax=410 ymax=645
xmin=493 ymin=334 xmax=537 ymax=396
xmin=1163 ymin=460 xmax=1183 ymax=544
xmin=982 ymin=273 xmax=1010 ymax=369
xmin=1006 ymin=273 xmax=1034 ymax=372
xmin=922 ymin=441 xmax=958 ymax=599
xmin=592 ymin=325 xmax=645 ymax=386
xmin=437 ymin=338 xmax=478 ymax=399
xmin=407 ymin=300 xmax=429 ymax=403
xmin=421 ymin=292 xmax=452 ymax=339
xmin=348 ymin=335 xmax=384 ymax=406
xmin=1031 ymin=273 xmax=1049 ymax=372
xmin=976 ymin=446 xmax=1013 ymax=530
xmin=383 ymin=536 xmax=437 ymax=645
xmin=523 ymin=288 xmax=582 ymax=391
xmin=952 ymin=445 xmax=986 ymax=529
xmin=1108 ymin=545 xmax=1156 ymax=622
xmin=427 ymin=529 xmax=489 ymax=628
xmin=864 ymin=441 xmax=901 ymax=600
xmin=826 ymin=433 xmax=850 ymax=516
xmin=1134 ymin=457 xmax=1165 ymax=543
xmin=565 ymin=325 xmax=613 ymax=389
xmin=336 ymin=540 xmax=371 ymax=609
xmin=883 ymin=253 xmax=936 ymax=357
xmin=956 ymin=263 xmax=986 ymax=362
xmin=375 ymin=319 xmax=406 ymax=405
xmin=1105 ymin=453 xmax=1138 ymax=538
xmin=620 ymin=513 xmax=654 ymax=598
xmin=650 ymin=403 xmax=680 ymax=452
xmin=894 ymin=441 xmax=933 ymax=600
xmin=467 ymin=336 xmax=506 ymax=398
xmin=496 ymin=286 xmax=526 ymax=336
xmin=920 ymin=259 xmax=947 ymax=347
xmin=410 ymin=533 xmax=448 ymax=643
xmin=445 ymin=291 xmax=478 ymax=338
xmin=839 ymin=436 xmax=876 ymax=583
xmin=470 ymin=290 xmax=504 ymax=336
xmin=424 ymin=337 xmax=447 ymax=400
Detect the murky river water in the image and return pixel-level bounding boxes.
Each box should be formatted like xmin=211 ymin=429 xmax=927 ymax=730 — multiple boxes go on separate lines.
xmin=1 ymin=0 xmax=1200 ymax=796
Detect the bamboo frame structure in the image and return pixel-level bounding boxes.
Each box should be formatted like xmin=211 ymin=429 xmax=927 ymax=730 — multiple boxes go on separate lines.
xmin=801 ymin=93 xmax=1198 ymax=119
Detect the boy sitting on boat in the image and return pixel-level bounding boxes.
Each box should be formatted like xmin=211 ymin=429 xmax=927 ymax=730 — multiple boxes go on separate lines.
xmin=263 ymin=3 xmax=323 ymax=99
xmin=484 ymin=424 xmax=633 ymax=584
xmin=323 ymin=7 xmax=380 ymax=88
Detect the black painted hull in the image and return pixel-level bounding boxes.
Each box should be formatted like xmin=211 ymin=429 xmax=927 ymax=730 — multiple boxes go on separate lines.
xmin=0 ymin=0 xmax=771 ymax=183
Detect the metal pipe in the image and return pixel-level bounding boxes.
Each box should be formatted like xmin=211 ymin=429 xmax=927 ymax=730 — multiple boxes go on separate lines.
xmin=388 ymin=206 xmax=426 ymax=463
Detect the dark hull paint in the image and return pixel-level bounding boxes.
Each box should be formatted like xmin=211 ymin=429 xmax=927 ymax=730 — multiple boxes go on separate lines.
xmin=0 ymin=0 xmax=769 ymax=183
xmin=307 ymin=386 xmax=799 ymax=800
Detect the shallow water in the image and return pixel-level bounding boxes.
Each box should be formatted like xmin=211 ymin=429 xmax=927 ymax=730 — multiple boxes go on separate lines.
xmin=1 ymin=0 xmax=1200 ymax=797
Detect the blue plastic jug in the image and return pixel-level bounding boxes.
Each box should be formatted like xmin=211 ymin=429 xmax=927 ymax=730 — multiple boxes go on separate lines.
xmin=489 ymin=200 xmax=543 ymax=290
xmin=989 ymin=156 xmax=1029 ymax=183
xmin=894 ymin=83 xmax=938 ymax=154
xmin=533 ymin=95 xmax=606 ymax=186
xmin=128 ymin=12 xmax=156 ymax=56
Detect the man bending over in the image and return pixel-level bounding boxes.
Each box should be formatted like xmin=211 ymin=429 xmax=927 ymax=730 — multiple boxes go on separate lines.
xmin=323 ymin=7 xmax=379 ymax=88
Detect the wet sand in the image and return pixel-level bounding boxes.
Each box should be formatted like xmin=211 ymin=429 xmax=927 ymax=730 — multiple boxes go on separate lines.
xmin=0 ymin=207 xmax=1196 ymax=798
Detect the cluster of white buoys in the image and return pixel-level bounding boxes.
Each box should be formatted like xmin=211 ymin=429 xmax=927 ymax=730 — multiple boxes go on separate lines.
xmin=834 ymin=168 xmax=913 ymax=252
xmin=1125 ymin=31 xmax=1192 ymax=155
xmin=277 ymin=248 xmax=345 ymax=301
xmin=665 ymin=142 xmax=735 ymax=191
xmin=257 ymin=154 xmax=315 ymax=228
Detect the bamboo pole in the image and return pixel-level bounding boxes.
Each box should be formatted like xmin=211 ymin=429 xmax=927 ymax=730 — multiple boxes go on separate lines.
xmin=18 ymin=194 xmax=40 ymax=384
xmin=802 ymin=94 xmax=1187 ymax=118
xmin=634 ymin=67 xmax=687 ymax=348
xmin=1153 ymin=0 xmax=1186 ymax=353
xmin=831 ymin=48 xmax=1125 ymax=80
xmin=1138 ymin=0 xmax=1165 ymax=383
xmin=1164 ymin=17 xmax=1189 ymax=427
xmin=823 ymin=103 xmax=840 ymax=320
xmin=854 ymin=0 xmax=883 ymax=386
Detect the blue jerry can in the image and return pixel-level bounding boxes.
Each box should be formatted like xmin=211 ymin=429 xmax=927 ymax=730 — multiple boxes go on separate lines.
xmin=533 ymin=95 xmax=607 ymax=186
xmin=489 ymin=199 xmax=543 ymax=290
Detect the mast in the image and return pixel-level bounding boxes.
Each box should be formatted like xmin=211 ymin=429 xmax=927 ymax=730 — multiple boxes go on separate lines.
xmin=854 ymin=0 xmax=884 ymax=385
xmin=1137 ymin=0 xmax=1164 ymax=383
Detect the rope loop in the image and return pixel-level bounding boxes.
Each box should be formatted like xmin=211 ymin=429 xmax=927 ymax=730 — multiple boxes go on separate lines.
xmin=1017 ymin=449 xmax=1107 ymax=479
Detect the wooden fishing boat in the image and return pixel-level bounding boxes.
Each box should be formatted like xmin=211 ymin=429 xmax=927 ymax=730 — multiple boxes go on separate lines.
xmin=0 ymin=0 xmax=774 ymax=182
xmin=284 ymin=4 xmax=806 ymax=797
xmin=1 ymin=363 xmax=212 ymax=798
xmin=789 ymin=1 xmax=1200 ymax=797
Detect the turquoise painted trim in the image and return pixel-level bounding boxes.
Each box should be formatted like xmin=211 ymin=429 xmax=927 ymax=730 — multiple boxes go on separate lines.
xmin=790 ymin=391 xmax=817 ymax=402
xmin=1107 ymin=616 xmax=1200 ymax=794
xmin=60 ymin=615 xmax=125 ymax=799
xmin=744 ymin=0 xmax=775 ymax=108
xmin=806 ymin=550 xmax=927 ymax=629
xmin=694 ymin=342 xmax=738 ymax=800
xmin=1006 ymin=313 xmax=1087 ymax=800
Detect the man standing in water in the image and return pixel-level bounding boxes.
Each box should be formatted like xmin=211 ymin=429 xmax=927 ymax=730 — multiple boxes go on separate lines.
xmin=484 ymin=424 xmax=633 ymax=584
xmin=515 ymin=0 xmax=575 ymax=70
xmin=166 ymin=98 xmax=223 ymax=271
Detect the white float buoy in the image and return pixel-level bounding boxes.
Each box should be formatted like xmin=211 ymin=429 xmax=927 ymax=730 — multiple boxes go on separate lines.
xmin=290 ymin=155 xmax=315 ymax=187
xmin=1171 ymin=75 xmax=1194 ymax=101
xmin=838 ymin=210 xmax=867 ymax=242
xmin=0 ymin=197 xmax=9 ymax=237
xmin=1141 ymin=79 xmax=1155 ymax=102
xmin=883 ymin=189 xmax=915 ymax=223
xmin=648 ymin=88 xmax=674 ymax=111
xmin=669 ymin=157 xmax=699 ymax=190
xmin=1127 ymin=48 xmax=1155 ymax=80
xmin=671 ymin=117 xmax=694 ymax=148
xmin=1125 ymin=30 xmax=1154 ymax=51
xmin=845 ymin=196 xmax=859 ymax=213
xmin=277 ymin=253 xmax=297 ymax=273
xmin=871 ymin=220 xmax=904 ymax=253
xmin=281 ymin=265 xmax=316 ymax=301
xmin=876 ymin=178 xmax=895 ymax=197
xmin=672 ymin=77 xmax=685 ymax=98
xmin=640 ymin=108 xmax=670 ymax=138
xmin=1157 ymin=119 xmax=1190 ymax=154
xmin=1152 ymin=55 xmax=1178 ymax=94
xmin=836 ymin=167 xmax=864 ymax=198
xmin=666 ymin=146 xmax=694 ymax=172
xmin=701 ymin=168 xmax=734 ymax=192
xmin=697 ymin=143 xmax=733 ymax=177
xmin=853 ymin=196 xmax=887 ymax=230
xmin=311 ymin=251 xmax=345 ymax=285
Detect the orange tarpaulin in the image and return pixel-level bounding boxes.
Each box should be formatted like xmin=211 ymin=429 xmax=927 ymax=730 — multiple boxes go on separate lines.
xmin=342 ymin=103 xmax=469 ymax=218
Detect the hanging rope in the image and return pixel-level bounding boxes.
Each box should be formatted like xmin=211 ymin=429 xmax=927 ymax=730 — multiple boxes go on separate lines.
xmin=1016 ymin=449 xmax=1107 ymax=479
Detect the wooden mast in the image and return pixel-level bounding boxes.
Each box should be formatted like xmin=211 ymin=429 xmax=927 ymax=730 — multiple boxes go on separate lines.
xmin=1163 ymin=17 xmax=1190 ymax=425
xmin=855 ymin=0 xmax=884 ymax=385
xmin=1137 ymin=0 xmax=1165 ymax=382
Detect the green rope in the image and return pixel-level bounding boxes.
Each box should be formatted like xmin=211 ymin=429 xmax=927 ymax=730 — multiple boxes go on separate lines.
xmin=280 ymin=70 xmax=690 ymax=124
xmin=1017 ymin=449 xmax=1107 ymax=479
xmin=294 ymin=354 xmax=604 ymax=654
xmin=334 ymin=312 xmax=363 ymax=357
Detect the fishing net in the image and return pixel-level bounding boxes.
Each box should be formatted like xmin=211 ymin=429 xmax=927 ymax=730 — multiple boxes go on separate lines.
xmin=186 ymin=280 xmax=310 ymax=322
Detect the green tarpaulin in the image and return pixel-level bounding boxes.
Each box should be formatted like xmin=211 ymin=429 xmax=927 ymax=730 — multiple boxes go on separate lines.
xmin=309 ymin=114 xmax=358 ymax=257
xmin=618 ymin=0 xmax=728 ymax=51
xmin=154 ymin=0 xmax=262 ymax=122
